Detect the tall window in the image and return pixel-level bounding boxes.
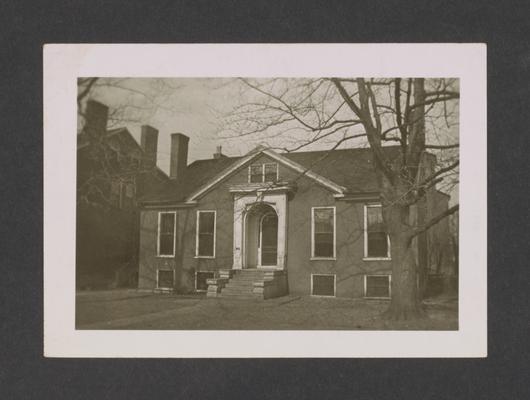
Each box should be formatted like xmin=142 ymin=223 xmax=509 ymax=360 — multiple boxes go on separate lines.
xmin=248 ymin=163 xmax=278 ymax=183
xmin=157 ymin=212 xmax=176 ymax=257
xmin=364 ymin=204 xmax=390 ymax=259
xmin=312 ymin=207 xmax=336 ymax=259
xmin=196 ymin=211 xmax=216 ymax=257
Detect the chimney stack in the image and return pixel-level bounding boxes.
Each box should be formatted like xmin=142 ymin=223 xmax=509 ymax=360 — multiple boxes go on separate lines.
xmin=213 ymin=145 xmax=223 ymax=159
xmin=170 ymin=133 xmax=189 ymax=180
xmin=140 ymin=125 xmax=159 ymax=168
xmin=84 ymin=100 xmax=109 ymax=138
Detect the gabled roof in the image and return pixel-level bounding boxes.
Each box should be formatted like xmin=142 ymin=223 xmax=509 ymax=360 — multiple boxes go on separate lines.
xmin=186 ymin=147 xmax=347 ymax=201
xmin=77 ymin=127 xmax=169 ymax=180
xmin=139 ymin=146 xmax=406 ymax=205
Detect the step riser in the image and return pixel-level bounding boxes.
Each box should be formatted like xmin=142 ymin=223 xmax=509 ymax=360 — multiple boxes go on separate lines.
xmin=230 ymin=278 xmax=264 ymax=282
xmin=222 ymin=290 xmax=255 ymax=295
xmin=225 ymin=281 xmax=259 ymax=287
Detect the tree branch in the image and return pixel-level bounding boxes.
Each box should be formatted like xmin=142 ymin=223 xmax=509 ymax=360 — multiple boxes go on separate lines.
xmin=410 ymin=204 xmax=459 ymax=241
xmin=425 ymin=143 xmax=459 ymax=149
xmin=419 ymin=160 xmax=459 ymax=188
xmin=330 ymin=78 xmax=396 ymax=184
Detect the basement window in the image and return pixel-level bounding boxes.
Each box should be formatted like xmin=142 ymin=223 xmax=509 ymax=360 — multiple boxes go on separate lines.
xmin=196 ymin=210 xmax=216 ymax=258
xmin=364 ymin=275 xmax=391 ymax=299
xmin=364 ymin=204 xmax=391 ymax=260
xmin=157 ymin=269 xmax=175 ymax=289
xmin=196 ymin=271 xmax=215 ymax=291
xmin=311 ymin=274 xmax=336 ymax=297
xmin=157 ymin=212 xmax=176 ymax=257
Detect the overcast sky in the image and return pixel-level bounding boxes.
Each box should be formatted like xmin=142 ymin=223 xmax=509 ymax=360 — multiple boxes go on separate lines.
xmin=88 ymin=77 xmax=459 ymax=203
xmin=88 ymin=78 xmax=400 ymax=168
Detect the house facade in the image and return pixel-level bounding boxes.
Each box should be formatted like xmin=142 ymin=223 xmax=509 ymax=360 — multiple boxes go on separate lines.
xmin=76 ymin=100 xmax=167 ymax=289
xmin=138 ymin=133 xmax=451 ymax=299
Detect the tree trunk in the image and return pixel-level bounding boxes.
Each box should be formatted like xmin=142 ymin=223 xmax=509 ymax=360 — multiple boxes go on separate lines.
xmin=382 ymin=201 xmax=426 ymax=320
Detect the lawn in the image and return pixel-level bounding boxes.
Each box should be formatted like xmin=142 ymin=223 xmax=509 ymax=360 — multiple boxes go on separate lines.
xmin=76 ymin=290 xmax=458 ymax=330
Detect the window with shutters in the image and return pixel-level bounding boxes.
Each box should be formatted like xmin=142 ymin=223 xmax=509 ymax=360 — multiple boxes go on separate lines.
xmin=311 ymin=207 xmax=336 ymax=259
xmin=311 ymin=274 xmax=336 ymax=297
xmin=157 ymin=212 xmax=176 ymax=257
xmin=364 ymin=204 xmax=391 ymax=260
xmin=196 ymin=210 xmax=216 ymax=258
xmin=364 ymin=275 xmax=391 ymax=298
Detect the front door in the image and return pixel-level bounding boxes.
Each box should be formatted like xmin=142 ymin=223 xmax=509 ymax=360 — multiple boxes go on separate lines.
xmin=259 ymin=212 xmax=278 ymax=266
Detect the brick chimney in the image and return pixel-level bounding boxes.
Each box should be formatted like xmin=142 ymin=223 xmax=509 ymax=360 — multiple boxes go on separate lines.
xmin=213 ymin=145 xmax=224 ymax=159
xmin=84 ymin=100 xmax=109 ymax=138
xmin=140 ymin=125 xmax=159 ymax=168
xmin=170 ymin=133 xmax=189 ymax=180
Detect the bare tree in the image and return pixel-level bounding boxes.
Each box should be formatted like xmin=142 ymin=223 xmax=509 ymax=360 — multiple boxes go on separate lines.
xmin=221 ymin=77 xmax=459 ymax=320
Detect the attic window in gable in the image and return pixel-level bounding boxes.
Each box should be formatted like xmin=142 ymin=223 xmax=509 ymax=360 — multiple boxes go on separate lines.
xmin=249 ymin=164 xmax=263 ymax=183
xmin=248 ymin=163 xmax=278 ymax=183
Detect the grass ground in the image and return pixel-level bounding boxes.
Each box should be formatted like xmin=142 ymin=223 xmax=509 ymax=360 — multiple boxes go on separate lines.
xmin=76 ymin=290 xmax=458 ymax=330
xmin=75 ymin=290 xmax=458 ymax=330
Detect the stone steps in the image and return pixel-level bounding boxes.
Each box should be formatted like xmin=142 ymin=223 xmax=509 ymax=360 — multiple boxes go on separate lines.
xmin=208 ymin=269 xmax=289 ymax=300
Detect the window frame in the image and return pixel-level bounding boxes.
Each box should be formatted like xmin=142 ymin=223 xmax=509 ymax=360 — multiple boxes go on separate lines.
xmin=156 ymin=269 xmax=175 ymax=290
xmin=310 ymin=206 xmax=336 ymax=260
xmin=263 ymin=162 xmax=279 ymax=182
xmin=195 ymin=210 xmax=217 ymax=258
xmin=310 ymin=273 xmax=337 ymax=297
xmin=157 ymin=211 xmax=177 ymax=258
xmin=248 ymin=163 xmax=264 ymax=183
xmin=247 ymin=163 xmax=279 ymax=183
xmin=364 ymin=274 xmax=392 ymax=299
xmin=363 ymin=204 xmax=391 ymax=261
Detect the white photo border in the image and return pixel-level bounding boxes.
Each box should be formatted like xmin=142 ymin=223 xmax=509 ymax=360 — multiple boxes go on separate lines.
xmin=43 ymin=43 xmax=487 ymax=358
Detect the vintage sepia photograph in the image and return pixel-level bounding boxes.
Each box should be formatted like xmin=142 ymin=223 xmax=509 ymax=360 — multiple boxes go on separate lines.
xmin=43 ymin=44 xmax=486 ymax=357
xmin=75 ymin=76 xmax=459 ymax=331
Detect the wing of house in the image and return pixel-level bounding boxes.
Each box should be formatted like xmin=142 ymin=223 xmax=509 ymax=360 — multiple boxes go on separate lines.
xmin=76 ymin=100 xmax=168 ymax=289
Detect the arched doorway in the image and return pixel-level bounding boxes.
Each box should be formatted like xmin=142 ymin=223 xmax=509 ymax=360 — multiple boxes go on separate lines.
xmin=244 ymin=203 xmax=278 ymax=268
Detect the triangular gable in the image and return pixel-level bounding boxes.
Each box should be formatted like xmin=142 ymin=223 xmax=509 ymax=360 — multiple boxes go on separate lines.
xmin=78 ymin=127 xmax=169 ymax=179
xmin=186 ymin=147 xmax=347 ymax=202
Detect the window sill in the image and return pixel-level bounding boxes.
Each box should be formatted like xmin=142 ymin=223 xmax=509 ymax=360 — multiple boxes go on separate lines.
xmin=363 ymin=257 xmax=391 ymax=261
xmin=310 ymin=257 xmax=336 ymax=261
xmin=310 ymin=294 xmax=336 ymax=298
xmin=364 ymin=296 xmax=391 ymax=300
xmin=156 ymin=255 xmax=175 ymax=258
xmin=194 ymin=256 xmax=216 ymax=259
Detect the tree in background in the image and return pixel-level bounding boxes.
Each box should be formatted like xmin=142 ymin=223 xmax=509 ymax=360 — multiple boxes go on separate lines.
xmin=76 ymin=78 xmax=181 ymax=288
xmin=76 ymin=78 xmax=182 ymax=208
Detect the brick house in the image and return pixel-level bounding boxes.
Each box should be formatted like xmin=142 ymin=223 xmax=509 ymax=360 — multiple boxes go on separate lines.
xmin=76 ymin=100 xmax=167 ymax=289
xmin=138 ymin=133 xmax=452 ymax=299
